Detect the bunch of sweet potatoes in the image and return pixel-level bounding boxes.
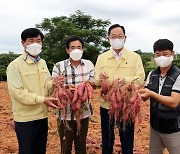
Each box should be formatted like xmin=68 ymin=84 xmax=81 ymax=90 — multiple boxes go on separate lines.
xmin=51 ymin=76 xmax=94 ymax=131
xmin=99 ymin=72 xmax=144 ymax=129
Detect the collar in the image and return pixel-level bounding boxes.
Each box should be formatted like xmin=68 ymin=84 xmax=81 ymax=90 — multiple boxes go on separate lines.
xmin=154 ymin=64 xmax=175 ymax=76
xmin=22 ymin=51 xmax=41 ymax=64
xmin=165 ymin=64 xmax=176 ymax=76
xmin=107 ymin=48 xmax=127 ymax=60
xmin=112 ymin=47 xmax=124 ymax=57
xmin=66 ymin=58 xmax=85 ymax=67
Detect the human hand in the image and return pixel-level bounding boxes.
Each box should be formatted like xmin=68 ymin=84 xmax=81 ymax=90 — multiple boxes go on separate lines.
xmin=83 ymin=80 xmax=96 ymax=89
xmin=139 ymin=88 xmax=151 ymax=101
xmin=117 ymin=76 xmax=125 ymax=85
xmin=53 ymin=75 xmax=66 ymax=86
xmin=99 ymin=72 xmax=109 ymax=80
xmin=82 ymin=80 xmax=90 ymax=84
xmin=44 ymin=97 xmax=59 ymax=109
xmin=66 ymin=84 xmax=76 ymax=91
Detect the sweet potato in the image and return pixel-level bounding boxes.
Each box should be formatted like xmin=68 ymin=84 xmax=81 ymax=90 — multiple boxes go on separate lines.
xmin=108 ymin=87 xmax=115 ymax=101
xmin=99 ymin=72 xmax=109 ymax=101
xmin=110 ymin=92 xmax=118 ymax=109
xmin=72 ymin=88 xmax=78 ymax=104
xmin=104 ymin=77 xmax=145 ymax=130
xmin=66 ymin=89 xmax=74 ymax=101
xmin=129 ymin=93 xmax=138 ymax=104
xmin=101 ymin=78 xmax=108 ymax=94
xmin=77 ymin=82 xmax=86 ymax=98
xmin=86 ymin=83 xmax=93 ymax=100
xmin=51 ymin=76 xmax=95 ymax=132
xmin=81 ymin=86 xmax=88 ymax=103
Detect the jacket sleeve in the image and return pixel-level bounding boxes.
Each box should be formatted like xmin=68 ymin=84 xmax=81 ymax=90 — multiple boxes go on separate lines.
xmin=44 ymin=68 xmax=53 ymax=95
xmin=6 ymin=62 xmax=45 ymax=105
xmin=124 ymin=55 xmax=145 ymax=84
xmin=94 ymin=56 xmax=102 ymax=86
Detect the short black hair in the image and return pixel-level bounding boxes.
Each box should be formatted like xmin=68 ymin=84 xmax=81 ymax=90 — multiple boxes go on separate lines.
xmin=21 ymin=28 xmax=44 ymax=41
xmin=108 ymin=24 xmax=125 ymax=36
xmin=153 ymin=39 xmax=174 ymax=53
xmin=65 ymin=36 xmax=84 ymax=49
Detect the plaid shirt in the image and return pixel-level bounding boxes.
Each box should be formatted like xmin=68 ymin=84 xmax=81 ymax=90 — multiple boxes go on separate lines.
xmin=24 ymin=52 xmax=41 ymax=64
xmin=52 ymin=58 xmax=94 ymax=120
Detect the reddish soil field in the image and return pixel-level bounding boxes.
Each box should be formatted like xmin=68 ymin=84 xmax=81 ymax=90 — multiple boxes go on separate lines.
xmin=0 ymin=82 xmax=168 ymax=153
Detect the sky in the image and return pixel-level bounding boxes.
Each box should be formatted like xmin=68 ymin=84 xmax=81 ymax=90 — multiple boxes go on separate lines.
xmin=1 ymin=0 xmax=180 ymax=54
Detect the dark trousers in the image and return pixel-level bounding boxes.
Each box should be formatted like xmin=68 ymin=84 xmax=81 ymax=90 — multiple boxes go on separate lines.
xmin=58 ymin=117 xmax=89 ymax=154
xmin=15 ymin=118 xmax=48 ymax=154
xmin=100 ymin=107 xmax=134 ymax=154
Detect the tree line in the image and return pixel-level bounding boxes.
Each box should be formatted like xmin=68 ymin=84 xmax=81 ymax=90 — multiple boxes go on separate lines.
xmin=1 ymin=50 xmax=180 ymax=81
xmin=0 ymin=10 xmax=180 ymax=81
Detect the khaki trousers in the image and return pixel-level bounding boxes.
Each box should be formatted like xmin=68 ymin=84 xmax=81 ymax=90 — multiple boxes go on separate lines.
xmin=149 ymin=126 xmax=180 ymax=154
xmin=58 ymin=117 xmax=89 ymax=154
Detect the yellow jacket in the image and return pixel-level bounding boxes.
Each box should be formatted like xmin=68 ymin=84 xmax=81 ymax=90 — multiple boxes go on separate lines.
xmin=94 ymin=48 xmax=145 ymax=109
xmin=6 ymin=52 xmax=52 ymax=122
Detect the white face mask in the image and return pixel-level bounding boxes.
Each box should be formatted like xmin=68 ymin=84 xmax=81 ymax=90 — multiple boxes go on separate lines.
xmin=69 ymin=49 xmax=83 ymax=61
xmin=26 ymin=43 xmax=42 ymax=56
xmin=110 ymin=39 xmax=125 ymax=49
xmin=155 ymin=56 xmax=173 ymax=68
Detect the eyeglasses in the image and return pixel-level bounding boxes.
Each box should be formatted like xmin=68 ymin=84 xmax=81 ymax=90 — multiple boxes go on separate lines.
xmin=110 ymin=35 xmax=126 ymax=39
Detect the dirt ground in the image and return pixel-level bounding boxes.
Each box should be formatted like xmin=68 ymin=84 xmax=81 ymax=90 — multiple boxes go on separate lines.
xmin=0 ymin=82 xmax=168 ymax=154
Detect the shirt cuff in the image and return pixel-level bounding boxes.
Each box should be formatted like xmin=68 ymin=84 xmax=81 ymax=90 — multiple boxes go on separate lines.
xmin=35 ymin=96 xmax=45 ymax=104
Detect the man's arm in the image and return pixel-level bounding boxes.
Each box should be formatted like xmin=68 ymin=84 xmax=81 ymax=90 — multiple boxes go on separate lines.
xmin=7 ymin=62 xmax=57 ymax=107
xmin=94 ymin=56 xmax=102 ymax=86
xmin=139 ymin=88 xmax=180 ymax=108
xmin=124 ymin=55 xmax=145 ymax=84
xmin=7 ymin=62 xmax=45 ymax=105
xmin=88 ymin=61 xmax=96 ymax=89
xmin=52 ymin=62 xmax=62 ymax=77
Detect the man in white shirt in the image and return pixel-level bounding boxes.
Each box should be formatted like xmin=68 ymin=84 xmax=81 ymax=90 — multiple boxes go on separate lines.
xmin=52 ymin=36 xmax=95 ymax=154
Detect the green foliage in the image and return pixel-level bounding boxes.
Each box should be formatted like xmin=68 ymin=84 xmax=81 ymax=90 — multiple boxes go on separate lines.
xmin=0 ymin=52 xmax=19 ymax=80
xmin=141 ymin=52 xmax=154 ymax=67
xmin=36 ymin=10 xmax=111 ymax=71
xmin=140 ymin=53 xmax=180 ymax=78
xmin=135 ymin=51 xmax=155 ymax=78
xmin=1 ymin=11 xmax=180 ymax=82
xmin=173 ymin=55 xmax=180 ymax=68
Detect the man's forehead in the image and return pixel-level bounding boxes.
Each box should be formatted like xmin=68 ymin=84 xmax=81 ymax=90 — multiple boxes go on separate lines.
xmin=155 ymin=50 xmax=172 ymax=55
xmin=27 ymin=35 xmax=41 ymax=39
xmin=69 ymin=40 xmax=82 ymax=46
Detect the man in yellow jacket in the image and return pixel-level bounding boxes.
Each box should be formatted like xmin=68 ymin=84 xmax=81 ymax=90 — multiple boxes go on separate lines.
xmin=6 ymin=28 xmax=58 ymax=154
xmin=94 ymin=24 xmax=145 ymax=154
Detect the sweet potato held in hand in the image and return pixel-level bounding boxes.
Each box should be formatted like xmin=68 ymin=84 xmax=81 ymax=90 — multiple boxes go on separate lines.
xmin=50 ymin=75 xmax=94 ymax=132
xmin=99 ymin=73 xmax=145 ymax=130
